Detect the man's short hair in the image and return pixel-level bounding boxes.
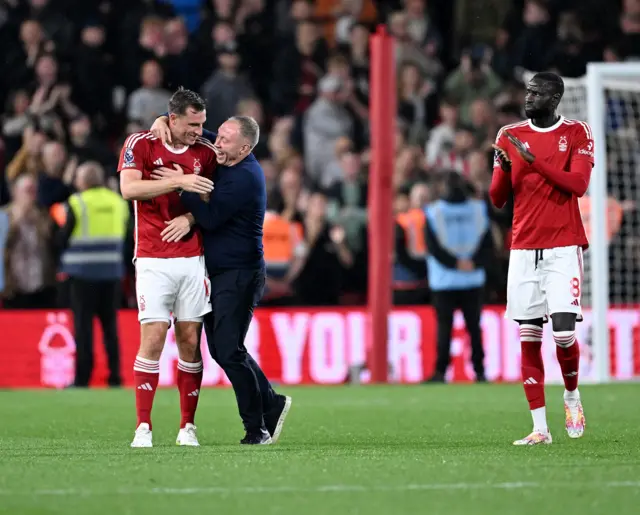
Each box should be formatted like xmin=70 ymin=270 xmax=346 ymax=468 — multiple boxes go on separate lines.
xmin=229 ymin=115 xmax=260 ymax=150
xmin=168 ymin=87 xmax=206 ymax=116
xmin=532 ymin=71 xmax=565 ymax=97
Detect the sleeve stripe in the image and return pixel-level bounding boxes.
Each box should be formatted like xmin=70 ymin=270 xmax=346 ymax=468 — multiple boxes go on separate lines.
xmin=566 ymin=119 xmax=593 ymax=140
xmin=196 ymin=137 xmax=217 ymax=152
xmin=495 ymin=120 xmax=528 ymax=142
xmin=123 ymin=132 xmax=147 ymax=150
xmin=578 ymin=121 xmax=592 ymax=140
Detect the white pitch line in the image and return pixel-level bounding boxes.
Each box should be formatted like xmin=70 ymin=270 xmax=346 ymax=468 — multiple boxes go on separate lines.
xmin=0 ymin=482 xmax=639 ymax=496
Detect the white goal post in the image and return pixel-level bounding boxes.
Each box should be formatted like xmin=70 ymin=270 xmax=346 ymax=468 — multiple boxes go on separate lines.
xmin=524 ymin=63 xmax=640 ymax=383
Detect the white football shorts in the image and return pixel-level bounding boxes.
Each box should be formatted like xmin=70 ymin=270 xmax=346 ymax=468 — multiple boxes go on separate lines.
xmin=135 ymin=255 xmax=212 ymax=323
xmin=506 ymin=245 xmax=584 ymax=322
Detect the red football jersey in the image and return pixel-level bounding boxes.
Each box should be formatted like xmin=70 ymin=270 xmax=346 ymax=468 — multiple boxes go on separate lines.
xmin=117 ymin=131 xmax=217 ymax=259
xmin=492 ymin=116 xmax=595 ymax=250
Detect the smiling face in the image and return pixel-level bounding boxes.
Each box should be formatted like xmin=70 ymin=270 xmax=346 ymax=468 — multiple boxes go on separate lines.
xmin=213 ymin=120 xmax=250 ymax=165
xmin=170 ymin=107 xmax=205 ymax=146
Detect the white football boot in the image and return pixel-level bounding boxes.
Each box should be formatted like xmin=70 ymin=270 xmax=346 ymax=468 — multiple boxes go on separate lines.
xmin=176 ymin=423 xmax=200 ymax=446
xmin=131 ymin=423 xmax=153 ymax=448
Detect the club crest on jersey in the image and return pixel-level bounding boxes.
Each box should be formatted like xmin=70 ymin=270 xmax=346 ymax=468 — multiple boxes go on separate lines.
xmin=559 ymin=136 xmax=568 ymax=152
xmin=123 ymin=147 xmax=135 ymax=167
xmin=193 ymin=158 xmax=202 ymax=175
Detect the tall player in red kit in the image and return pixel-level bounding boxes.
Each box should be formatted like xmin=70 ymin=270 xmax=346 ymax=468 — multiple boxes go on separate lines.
xmin=490 ymin=72 xmax=593 ymax=446
xmin=118 ymin=88 xmax=218 ymax=448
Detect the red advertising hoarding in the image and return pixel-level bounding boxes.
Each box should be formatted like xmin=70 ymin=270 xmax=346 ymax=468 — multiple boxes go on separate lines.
xmin=0 ymin=307 xmax=638 ymax=388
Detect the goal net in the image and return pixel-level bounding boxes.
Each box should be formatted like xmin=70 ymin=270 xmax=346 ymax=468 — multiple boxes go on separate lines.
xmin=523 ymin=64 xmax=640 ymax=382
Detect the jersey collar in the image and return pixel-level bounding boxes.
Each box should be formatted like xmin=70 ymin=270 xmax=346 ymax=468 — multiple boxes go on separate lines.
xmin=528 ymin=115 xmax=565 ymax=133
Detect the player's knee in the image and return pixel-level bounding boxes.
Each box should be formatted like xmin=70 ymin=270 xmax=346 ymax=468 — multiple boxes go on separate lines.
xmin=175 ymin=322 xmax=201 ymax=361
xmin=551 ymin=312 xmax=576 ymax=332
xmin=139 ymin=321 xmax=169 ymax=360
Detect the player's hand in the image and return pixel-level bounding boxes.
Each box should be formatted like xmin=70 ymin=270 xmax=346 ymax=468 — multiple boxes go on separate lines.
xmin=504 ymin=130 xmax=535 ymax=163
xmin=161 ymin=215 xmax=193 ymax=242
xmin=491 ymin=144 xmax=512 ymax=173
xmin=150 ymin=116 xmax=171 ymax=144
xmin=177 ymin=174 xmax=214 ymax=194
xmin=457 ymin=259 xmax=475 ymax=271
xmin=151 ymin=163 xmax=184 ymax=180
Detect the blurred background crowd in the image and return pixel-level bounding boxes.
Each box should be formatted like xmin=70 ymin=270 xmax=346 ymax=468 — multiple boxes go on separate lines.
xmin=1 ymin=0 xmax=639 ymax=309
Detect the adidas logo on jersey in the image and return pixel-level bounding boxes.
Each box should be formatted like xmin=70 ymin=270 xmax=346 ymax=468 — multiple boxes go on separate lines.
xmin=153 ymin=158 xmax=164 ymax=166
xmin=571 ymin=299 xmax=580 ymax=306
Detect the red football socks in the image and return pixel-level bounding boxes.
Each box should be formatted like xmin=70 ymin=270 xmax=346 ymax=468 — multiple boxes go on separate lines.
xmin=519 ymin=324 xmax=545 ymax=410
xmin=554 ymin=331 xmax=580 ymax=392
xmin=133 ymin=356 xmax=160 ymax=429
xmin=177 ymin=359 xmax=203 ymax=428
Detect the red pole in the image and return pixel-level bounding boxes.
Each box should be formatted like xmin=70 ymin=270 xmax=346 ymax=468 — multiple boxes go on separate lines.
xmin=367 ymin=25 xmax=395 ymax=383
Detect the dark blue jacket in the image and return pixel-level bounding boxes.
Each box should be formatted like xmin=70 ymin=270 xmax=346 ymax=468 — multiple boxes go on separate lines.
xmin=180 ymin=130 xmax=265 ymax=272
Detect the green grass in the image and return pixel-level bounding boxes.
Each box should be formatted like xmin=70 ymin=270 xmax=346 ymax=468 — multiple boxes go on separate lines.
xmin=0 ymin=384 xmax=639 ymax=515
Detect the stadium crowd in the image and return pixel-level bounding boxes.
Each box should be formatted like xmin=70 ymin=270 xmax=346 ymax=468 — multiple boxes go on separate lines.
xmin=0 ymin=0 xmax=639 ymax=309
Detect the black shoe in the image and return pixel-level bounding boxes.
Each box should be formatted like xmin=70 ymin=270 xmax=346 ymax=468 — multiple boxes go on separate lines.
xmin=240 ymin=429 xmax=272 ymax=445
xmin=264 ymin=394 xmax=292 ymax=444
xmin=475 ymin=373 xmax=487 ymax=383
xmin=423 ymin=372 xmax=446 ymax=384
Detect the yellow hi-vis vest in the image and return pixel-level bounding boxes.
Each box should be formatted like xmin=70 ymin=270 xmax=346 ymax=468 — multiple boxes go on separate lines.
xmin=61 ymin=187 xmax=129 ymax=280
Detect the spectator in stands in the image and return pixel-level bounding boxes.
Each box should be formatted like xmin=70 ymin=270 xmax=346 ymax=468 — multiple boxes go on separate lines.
xmin=68 ymin=116 xmax=116 ymax=172
xmin=345 ymin=23 xmax=370 ymax=106
xmin=290 ymin=191 xmax=353 ymax=305
xmin=73 ymin=23 xmax=114 ymax=124
xmin=510 ymin=0 xmax=555 ymax=74
xmin=2 ymin=174 xmax=57 ymax=308
xmin=127 ymin=59 xmax=172 ymax=129
xmin=28 ymin=0 xmax=74 ymax=55
xmin=425 ymin=97 xmax=458 ymax=167
xmin=443 ymin=45 xmax=501 ymax=125
xmin=163 ymin=17 xmax=200 ymax=90
xmin=201 ymin=40 xmax=254 ymax=131
xmin=2 ymin=90 xmax=32 ymax=157
xmin=271 ymin=20 xmax=328 ymax=116
xmin=405 ymin=0 xmax=442 ymax=58
xmin=303 ymin=75 xmax=354 ymax=186
xmin=468 ymin=98 xmax=497 ymax=153
xmin=398 ymin=60 xmax=436 ymax=143
xmin=5 ymin=125 xmax=46 ymax=182
xmin=37 ymin=140 xmax=75 ymax=208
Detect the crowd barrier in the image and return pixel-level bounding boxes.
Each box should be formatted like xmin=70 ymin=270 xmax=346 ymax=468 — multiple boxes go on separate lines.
xmin=0 ymin=307 xmax=638 ymax=388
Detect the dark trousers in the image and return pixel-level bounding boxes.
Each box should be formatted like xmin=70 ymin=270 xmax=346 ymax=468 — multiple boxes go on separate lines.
xmin=432 ymin=287 xmax=485 ymax=377
xmin=2 ymin=287 xmax=57 ymax=309
xmin=70 ymin=278 xmax=121 ymax=387
xmin=203 ymin=268 xmax=277 ymax=432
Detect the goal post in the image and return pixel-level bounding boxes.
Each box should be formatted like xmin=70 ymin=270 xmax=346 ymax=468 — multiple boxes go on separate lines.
xmin=524 ymin=63 xmax=640 ymax=383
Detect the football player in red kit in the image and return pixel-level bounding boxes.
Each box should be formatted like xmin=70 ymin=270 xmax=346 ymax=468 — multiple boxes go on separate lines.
xmin=491 ymin=72 xmax=593 ymax=445
xmin=118 ymin=88 xmax=217 ymax=448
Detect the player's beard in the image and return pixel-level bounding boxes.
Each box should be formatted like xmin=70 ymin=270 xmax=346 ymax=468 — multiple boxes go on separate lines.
xmin=525 ymin=105 xmax=547 ymax=119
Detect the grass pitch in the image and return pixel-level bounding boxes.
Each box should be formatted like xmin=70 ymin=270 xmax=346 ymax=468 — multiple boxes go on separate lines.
xmin=0 ymin=384 xmax=639 ymax=515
